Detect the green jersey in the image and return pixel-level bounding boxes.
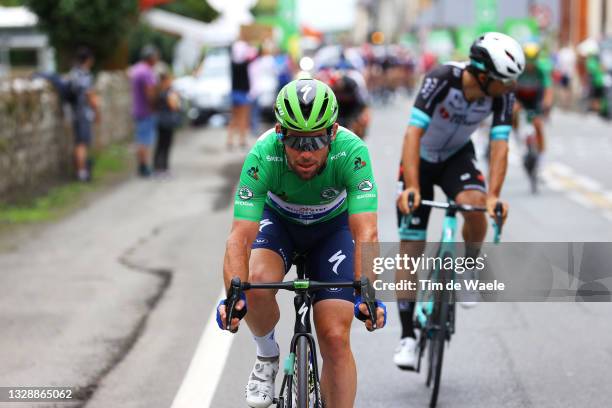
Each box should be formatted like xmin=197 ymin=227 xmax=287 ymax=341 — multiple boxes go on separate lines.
xmin=518 ymin=58 xmax=552 ymax=90
xmin=233 ymin=127 xmax=378 ymax=225
xmin=586 ymin=56 xmax=605 ymax=88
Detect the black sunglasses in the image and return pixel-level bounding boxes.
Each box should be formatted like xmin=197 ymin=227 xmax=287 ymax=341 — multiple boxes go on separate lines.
xmin=280 ymin=127 xmax=333 ymax=152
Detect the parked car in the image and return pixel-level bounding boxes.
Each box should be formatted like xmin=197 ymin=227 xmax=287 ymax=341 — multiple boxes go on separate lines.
xmin=174 ymin=47 xmax=231 ymax=126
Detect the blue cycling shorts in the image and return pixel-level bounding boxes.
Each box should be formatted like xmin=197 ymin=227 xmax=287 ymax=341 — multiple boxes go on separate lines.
xmin=252 ymin=205 xmax=355 ymax=304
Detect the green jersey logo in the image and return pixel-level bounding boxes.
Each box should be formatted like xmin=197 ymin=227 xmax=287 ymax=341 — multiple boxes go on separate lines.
xmin=321 ymin=187 xmax=340 ymax=200
xmin=357 ymin=180 xmax=373 ymax=192
xmin=354 ymin=157 xmax=367 ymax=171
xmin=238 ymin=187 xmax=254 ymax=200
xmin=247 ymin=166 xmax=259 ymax=180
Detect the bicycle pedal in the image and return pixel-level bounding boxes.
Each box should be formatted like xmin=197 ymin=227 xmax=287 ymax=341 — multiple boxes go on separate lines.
xmin=397 ymin=364 xmax=417 ymax=372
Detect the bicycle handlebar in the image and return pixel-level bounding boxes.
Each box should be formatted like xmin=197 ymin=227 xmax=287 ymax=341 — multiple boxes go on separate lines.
xmin=226 ymin=276 xmax=380 ymax=331
xmin=406 ymin=192 xmax=504 ymax=242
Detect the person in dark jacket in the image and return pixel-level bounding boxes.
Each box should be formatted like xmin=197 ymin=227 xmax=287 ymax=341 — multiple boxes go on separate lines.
xmin=68 ymin=47 xmax=100 ymax=182
xmin=153 ymin=72 xmax=181 ymax=174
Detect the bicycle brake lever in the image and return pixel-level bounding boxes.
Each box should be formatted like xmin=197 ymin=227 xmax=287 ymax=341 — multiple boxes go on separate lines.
xmin=360 ymin=276 xmax=378 ymax=331
xmin=493 ymin=202 xmax=504 ymax=243
xmin=407 ymin=191 xmax=415 ymax=215
xmin=225 ymin=277 xmax=243 ymax=333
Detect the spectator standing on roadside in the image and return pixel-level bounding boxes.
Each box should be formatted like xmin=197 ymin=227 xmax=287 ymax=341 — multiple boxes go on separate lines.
xmin=227 ymin=39 xmax=256 ymax=150
xmin=153 ymin=72 xmax=181 ymax=175
xmin=274 ymin=48 xmax=295 ymax=93
xmin=129 ymin=45 xmax=159 ymax=177
xmin=556 ymin=44 xmax=576 ymax=109
xmin=248 ymin=44 xmax=277 ymax=136
xmin=67 ymin=47 xmax=100 ymax=182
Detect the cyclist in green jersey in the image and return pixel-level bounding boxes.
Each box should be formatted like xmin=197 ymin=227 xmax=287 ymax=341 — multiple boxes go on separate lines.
xmin=216 ymin=78 xmax=386 ymax=408
xmin=585 ymin=53 xmax=606 ymax=114
xmin=513 ymin=43 xmax=554 ymax=154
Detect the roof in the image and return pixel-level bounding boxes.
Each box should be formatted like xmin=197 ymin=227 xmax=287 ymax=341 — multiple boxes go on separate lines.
xmin=0 ymin=6 xmax=38 ymax=29
xmin=142 ymin=8 xmax=251 ymax=46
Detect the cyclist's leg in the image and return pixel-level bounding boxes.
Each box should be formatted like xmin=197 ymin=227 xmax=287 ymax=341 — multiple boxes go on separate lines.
xmin=440 ymin=143 xmax=487 ymax=250
xmin=246 ymin=207 xmax=293 ymax=338
xmin=307 ymin=213 xmax=356 ymax=408
xmin=396 ymin=161 xmax=435 ymax=336
xmin=313 ymin=300 xmax=354 ymax=408
xmin=393 ymin=161 xmax=435 ymax=369
xmin=245 ymin=207 xmax=294 ymax=407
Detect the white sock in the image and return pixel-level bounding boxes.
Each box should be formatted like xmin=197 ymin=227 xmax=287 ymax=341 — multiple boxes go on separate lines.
xmin=253 ymin=329 xmax=279 ymax=358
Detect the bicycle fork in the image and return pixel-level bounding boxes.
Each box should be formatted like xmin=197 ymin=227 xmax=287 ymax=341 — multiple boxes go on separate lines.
xmin=277 ymin=292 xmax=323 ymax=407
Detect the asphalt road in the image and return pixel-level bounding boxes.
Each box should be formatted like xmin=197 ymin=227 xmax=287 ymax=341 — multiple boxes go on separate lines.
xmin=1 ymin=95 xmax=611 ymax=408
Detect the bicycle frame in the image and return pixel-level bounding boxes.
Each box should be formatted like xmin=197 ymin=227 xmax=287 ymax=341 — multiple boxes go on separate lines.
xmin=415 ymin=206 xmax=458 ymax=328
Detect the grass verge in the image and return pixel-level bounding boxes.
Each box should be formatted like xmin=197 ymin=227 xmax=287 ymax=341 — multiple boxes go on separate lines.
xmin=0 ymin=144 xmax=131 ymax=225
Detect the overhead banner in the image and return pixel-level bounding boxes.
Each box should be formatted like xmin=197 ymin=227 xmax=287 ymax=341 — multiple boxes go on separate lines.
xmin=503 ymin=17 xmax=540 ymax=44
xmin=455 ymin=26 xmax=477 ymax=58
xmin=475 ymin=0 xmax=498 ymax=34
xmin=426 ymin=30 xmax=455 ymax=62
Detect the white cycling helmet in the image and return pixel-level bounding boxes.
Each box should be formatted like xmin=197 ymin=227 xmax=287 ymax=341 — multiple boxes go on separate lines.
xmin=469 ymin=32 xmax=525 ymax=81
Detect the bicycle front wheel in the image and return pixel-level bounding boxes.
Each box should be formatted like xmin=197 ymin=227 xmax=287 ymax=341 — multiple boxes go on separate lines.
xmin=427 ymin=254 xmax=452 ymax=408
xmin=294 ymin=336 xmax=323 ymax=408
xmin=428 ymin=289 xmax=449 ymax=408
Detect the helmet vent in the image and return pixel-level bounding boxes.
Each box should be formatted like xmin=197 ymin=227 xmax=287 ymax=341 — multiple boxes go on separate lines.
xmin=505 ymin=50 xmax=516 ymax=62
xmin=316 ymin=96 xmax=329 ymax=123
xmin=301 ymin=102 xmax=314 ymax=119
xmin=284 ymin=95 xmax=298 ymax=123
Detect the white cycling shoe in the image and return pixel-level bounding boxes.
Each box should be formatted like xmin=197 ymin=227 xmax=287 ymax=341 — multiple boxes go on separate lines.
xmin=245 ymin=356 xmax=279 ymax=408
xmin=393 ymin=336 xmax=418 ymax=370
xmin=458 ymin=268 xmax=481 ymax=308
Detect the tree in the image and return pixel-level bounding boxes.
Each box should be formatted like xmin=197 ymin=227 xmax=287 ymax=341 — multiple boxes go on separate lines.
xmin=159 ymin=0 xmax=218 ymax=23
xmin=0 ymin=0 xmax=26 ymax=6
xmin=24 ymin=0 xmax=138 ymax=70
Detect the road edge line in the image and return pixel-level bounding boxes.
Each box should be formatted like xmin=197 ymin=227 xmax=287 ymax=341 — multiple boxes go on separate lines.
xmin=171 ymin=288 xmax=233 ymax=408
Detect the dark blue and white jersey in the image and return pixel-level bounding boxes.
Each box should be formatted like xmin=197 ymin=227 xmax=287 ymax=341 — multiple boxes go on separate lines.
xmin=409 ymin=62 xmax=514 ymax=163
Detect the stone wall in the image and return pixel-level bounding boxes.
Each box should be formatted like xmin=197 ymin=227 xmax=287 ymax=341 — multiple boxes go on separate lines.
xmin=0 ymin=72 xmax=132 ymax=201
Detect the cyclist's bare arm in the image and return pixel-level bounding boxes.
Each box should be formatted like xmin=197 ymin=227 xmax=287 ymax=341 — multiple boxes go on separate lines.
xmin=543 ymin=87 xmax=554 ymax=111
xmin=398 ymin=125 xmax=426 ymax=214
xmin=218 ymin=219 xmax=258 ymax=331
xmin=487 ymin=140 xmax=509 ymax=220
xmin=349 ymin=212 xmax=378 ymax=283
xmin=349 ymin=212 xmax=385 ymax=329
xmin=223 ymin=219 xmax=259 ymax=288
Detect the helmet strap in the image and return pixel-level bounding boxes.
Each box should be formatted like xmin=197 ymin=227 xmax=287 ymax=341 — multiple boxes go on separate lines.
xmin=472 ymin=70 xmax=493 ymax=97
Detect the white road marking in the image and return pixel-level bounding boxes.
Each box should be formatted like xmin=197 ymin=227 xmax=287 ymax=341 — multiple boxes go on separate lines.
xmin=171 ymin=288 xmax=234 ymax=408
xmin=567 ymin=192 xmax=596 ymax=209
xmin=573 ymin=175 xmax=604 ymax=192
xmin=541 ymin=162 xmax=612 ymax=222
xmin=547 ymin=162 xmax=574 ymax=176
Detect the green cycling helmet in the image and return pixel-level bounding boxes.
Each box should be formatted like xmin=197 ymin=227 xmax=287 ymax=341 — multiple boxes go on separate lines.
xmin=274 ymin=79 xmax=338 ymax=132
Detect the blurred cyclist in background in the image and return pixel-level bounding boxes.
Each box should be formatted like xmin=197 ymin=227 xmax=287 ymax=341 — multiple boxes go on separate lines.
xmin=317 ymin=66 xmax=371 ymax=138
xmin=513 ymin=42 xmax=553 ymax=154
